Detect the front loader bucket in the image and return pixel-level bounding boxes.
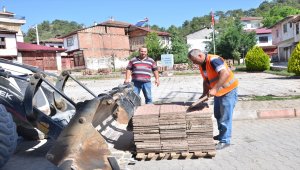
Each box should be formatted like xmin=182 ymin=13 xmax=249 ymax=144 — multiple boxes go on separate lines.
xmin=46 ymin=99 xmax=111 ymax=170
xmin=109 ymin=83 xmax=141 ymax=124
xmin=46 ymin=84 xmax=141 ymax=170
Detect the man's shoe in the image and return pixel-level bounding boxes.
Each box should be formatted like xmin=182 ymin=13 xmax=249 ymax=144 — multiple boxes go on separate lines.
xmin=213 ymin=135 xmax=219 ymax=140
xmin=215 ymin=142 xmax=230 ymax=150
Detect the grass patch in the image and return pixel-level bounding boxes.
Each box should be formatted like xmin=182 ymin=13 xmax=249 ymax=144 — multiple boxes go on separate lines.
xmin=74 ymin=73 xmax=123 ymax=80
xmin=250 ymin=95 xmax=300 ymax=101
xmin=233 ymin=65 xmax=247 ymax=72
xmin=264 ymin=70 xmax=295 ymax=77
xmin=173 ymin=70 xmax=199 ymax=76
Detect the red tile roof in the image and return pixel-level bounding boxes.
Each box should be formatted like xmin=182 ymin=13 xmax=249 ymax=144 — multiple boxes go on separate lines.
xmin=41 ymin=38 xmax=63 ymax=43
xmin=99 ymin=20 xmax=132 ymax=27
xmin=255 ymin=28 xmax=272 ymax=34
xmin=291 ymin=15 xmax=300 ymax=23
xmin=133 ymin=26 xmax=170 ymax=36
xmin=60 ymin=20 xmax=132 ymax=38
xmin=240 ymin=17 xmax=263 ymax=21
xmin=17 ymin=42 xmax=66 ymax=52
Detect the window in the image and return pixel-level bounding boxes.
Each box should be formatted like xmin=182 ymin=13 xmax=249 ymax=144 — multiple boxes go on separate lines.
xmin=0 ymin=37 xmax=6 ymax=49
xmin=290 ymin=22 xmax=292 ymax=28
xmin=259 ymin=36 xmax=268 ymax=43
xmin=296 ymin=23 xmax=299 ymax=35
xmin=283 ymin=23 xmax=287 ymax=33
xmin=67 ymin=37 xmax=74 ymax=47
xmin=276 ymin=30 xmax=279 ymax=37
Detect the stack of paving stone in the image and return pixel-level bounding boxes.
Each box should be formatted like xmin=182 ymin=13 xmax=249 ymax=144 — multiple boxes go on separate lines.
xmin=132 ymin=104 xmax=161 ymax=153
xmin=132 ymin=103 xmax=215 ymax=155
xmin=186 ymin=107 xmax=215 ymax=152
xmin=159 ymin=104 xmax=188 ymax=152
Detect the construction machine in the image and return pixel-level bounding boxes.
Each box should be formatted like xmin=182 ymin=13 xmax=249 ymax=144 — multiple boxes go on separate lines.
xmin=0 ymin=58 xmax=141 ymax=170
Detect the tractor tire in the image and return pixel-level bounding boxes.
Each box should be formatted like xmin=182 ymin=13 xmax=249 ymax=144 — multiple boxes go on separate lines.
xmin=0 ymin=105 xmax=18 ymax=168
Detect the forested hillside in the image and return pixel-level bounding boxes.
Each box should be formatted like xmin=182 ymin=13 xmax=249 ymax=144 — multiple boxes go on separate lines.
xmin=25 ymin=0 xmax=300 ymax=43
xmin=24 ymin=0 xmax=300 ymax=63
xmin=24 ymin=20 xmax=84 ymax=42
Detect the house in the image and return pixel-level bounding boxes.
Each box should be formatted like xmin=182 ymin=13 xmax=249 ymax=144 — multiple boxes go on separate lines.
xmin=270 ymin=15 xmax=299 ymax=62
xmin=128 ymin=26 xmax=171 ymax=52
xmin=17 ymin=42 xmax=66 ymax=71
xmin=0 ymin=6 xmax=26 ymax=60
xmin=254 ymin=28 xmax=277 ymax=57
xmin=292 ymin=15 xmax=300 ymax=47
xmin=39 ymin=37 xmax=64 ymax=49
xmin=60 ymin=20 xmax=132 ymax=70
xmin=241 ymin=17 xmax=277 ymax=57
xmin=241 ymin=17 xmax=263 ymax=31
xmin=60 ymin=19 xmax=171 ymax=70
xmin=0 ymin=7 xmax=64 ymax=71
xmin=186 ymin=27 xmax=213 ymax=52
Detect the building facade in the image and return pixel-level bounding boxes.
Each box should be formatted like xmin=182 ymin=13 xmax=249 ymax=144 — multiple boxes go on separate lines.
xmin=61 ymin=20 xmax=131 ymax=70
xmin=0 ymin=7 xmax=25 ymax=60
xmin=61 ymin=20 xmax=171 ymax=70
xmin=17 ymin=42 xmax=66 ymax=71
xmin=129 ymin=26 xmax=171 ymax=52
xmin=186 ymin=27 xmax=213 ymax=52
xmin=241 ymin=17 xmax=263 ymax=30
xmin=270 ymin=15 xmax=299 ymax=62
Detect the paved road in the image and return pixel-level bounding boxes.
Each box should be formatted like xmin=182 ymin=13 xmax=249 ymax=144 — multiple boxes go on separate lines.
xmin=64 ymin=72 xmax=300 ymax=120
xmin=4 ymin=118 xmax=300 ymax=170
xmin=2 ymin=72 xmax=300 ymax=170
xmin=64 ymin=72 xmax=300 ymax=103
xmin=128 ymin=118 xmax=300 ymax=170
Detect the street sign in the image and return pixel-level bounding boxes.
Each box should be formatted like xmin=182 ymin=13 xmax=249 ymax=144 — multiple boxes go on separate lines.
xmin=161 ymin=54 xmax=174 ymax=67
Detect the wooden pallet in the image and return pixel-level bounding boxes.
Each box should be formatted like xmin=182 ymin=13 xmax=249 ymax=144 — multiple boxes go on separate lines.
xmin=134 ymin=151 xmax=216 ymax=160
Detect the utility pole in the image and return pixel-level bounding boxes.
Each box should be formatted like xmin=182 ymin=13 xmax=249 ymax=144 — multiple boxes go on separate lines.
xmin=212 ymin=28 xmax=215 ymax=55
xmin=35 ymin=24 xmax=40 ymax=45
xmin=211 ymin=10 xmax=216 ymax=54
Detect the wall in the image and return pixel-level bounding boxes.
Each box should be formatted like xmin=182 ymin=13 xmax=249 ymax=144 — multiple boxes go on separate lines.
xmin=241 ymin=20 xmax=262 ymax=30
xmin=76 ymin=25 xmax=130 ymax=69
xmin=272 ymin=24 xmax=282 ymax=46
xmin=0 ymin=33 xmax=17 ymax=56
xmin=281 ymin=20 xmax=294 ymax=42
xmin=56 ymin=53 xmax=62 ymax=71
xmin=294 ymin=21 xmax=300 ymax=43
xmin=64 ymin=34 xmax=79 ymax=52
xmin=186 ymin=28 xmax=212 ymax=51
xmin=256 ymin=33 xmax=273 ymax=46
xmin=84 ymin=56 xmax=128 ymax=70
xmin=21 ymin=52 xmax=57 ymax=70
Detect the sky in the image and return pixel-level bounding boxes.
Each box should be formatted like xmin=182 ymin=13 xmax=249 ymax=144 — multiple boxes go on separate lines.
xmin=1 ymin=0 xmax=266 ymax=32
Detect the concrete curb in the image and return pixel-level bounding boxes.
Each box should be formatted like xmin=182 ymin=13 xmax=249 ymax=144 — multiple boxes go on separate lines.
xmin=257 ymin=108 xmax=296 ymax=119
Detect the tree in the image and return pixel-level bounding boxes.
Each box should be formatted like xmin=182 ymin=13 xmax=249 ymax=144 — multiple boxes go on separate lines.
xmin=287 ymin=42 xmax=300 ymax=75
xmin=262 ymin=6 xmax=300 ymax=27
xmin=168 ymin=29 xmax=189 ymax=64
xmin=24 ymin=20 xmax=83 ymax=43
xmin=245 ymin=46 xmax=270 ymax=71
xmin=145 ymin=32 xmax=167 ymax=61
xmin=207 ymin=17 xmax=256 ymax=63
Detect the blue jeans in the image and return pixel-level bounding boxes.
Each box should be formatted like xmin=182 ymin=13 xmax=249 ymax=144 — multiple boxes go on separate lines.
xmin=214 ymin=88 xmax=238 ymax=144
xmin=132 ymin=80 xmax=152 ymax=104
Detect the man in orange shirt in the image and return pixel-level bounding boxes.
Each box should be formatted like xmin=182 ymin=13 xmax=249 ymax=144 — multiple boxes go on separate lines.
xmin=188 ymin=49 xmax=238 ymax=150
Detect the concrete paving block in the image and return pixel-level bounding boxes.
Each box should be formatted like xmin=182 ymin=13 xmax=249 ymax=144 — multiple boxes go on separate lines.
xmin=257 ymin=108 xmax=295 ymax=119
